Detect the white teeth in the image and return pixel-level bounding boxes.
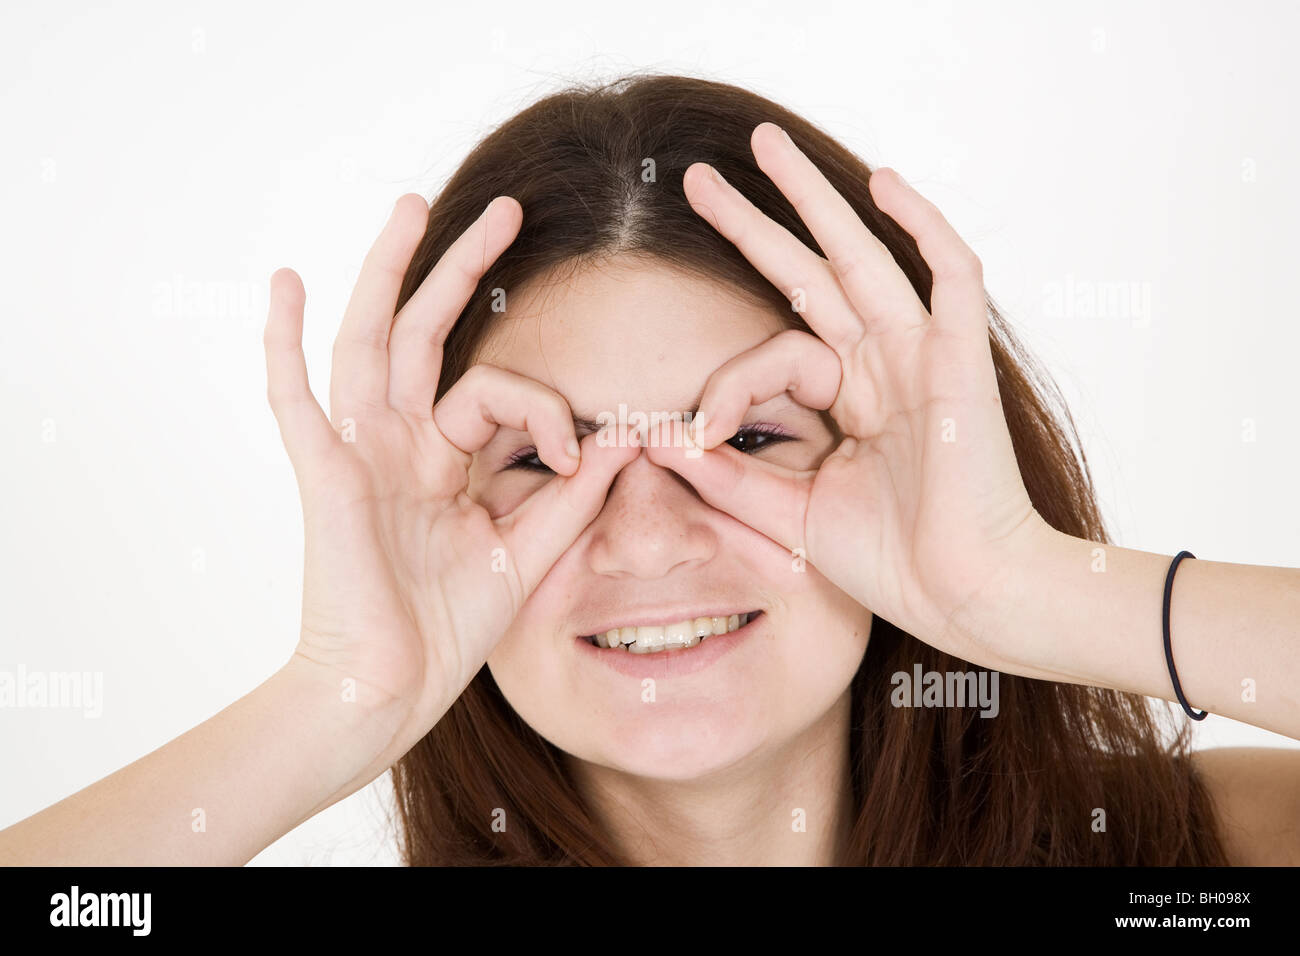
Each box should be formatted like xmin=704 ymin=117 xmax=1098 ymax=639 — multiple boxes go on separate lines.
xmin=586 ymin=612 xmax=756 ymax=654
xmin=636 ymin=626 xmax=665 ymax=653
xmin=663 ymin=620 xmax=694 ymax=649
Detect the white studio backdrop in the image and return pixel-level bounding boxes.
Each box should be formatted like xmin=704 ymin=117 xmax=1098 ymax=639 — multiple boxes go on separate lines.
xmin=1 ymin=0 xmax=1296 ymax=865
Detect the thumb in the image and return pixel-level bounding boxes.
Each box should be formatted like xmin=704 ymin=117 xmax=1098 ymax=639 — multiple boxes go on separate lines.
xmin=644 ymin=418 xmax=814 ymax=556
xmin=496 ymin=431 xmax=641 ymax=594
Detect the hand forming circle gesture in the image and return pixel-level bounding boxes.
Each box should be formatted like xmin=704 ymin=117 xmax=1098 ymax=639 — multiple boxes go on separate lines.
xmin=651 ymin=123 xmax=1049 ymax=668
xmin=263 ymin=195 xmax=638 ymax=742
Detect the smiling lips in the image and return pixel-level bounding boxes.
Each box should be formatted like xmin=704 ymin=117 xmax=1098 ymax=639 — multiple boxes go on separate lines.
xmin=581 ymin=611 xmax=761 ymax=654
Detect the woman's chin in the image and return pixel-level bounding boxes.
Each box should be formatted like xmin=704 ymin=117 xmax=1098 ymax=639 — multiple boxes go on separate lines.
xmin=577 ymin=718 xmax=764 ymax=782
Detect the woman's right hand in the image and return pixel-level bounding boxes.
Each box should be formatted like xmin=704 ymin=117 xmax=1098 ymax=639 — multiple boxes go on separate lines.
xmin=263 ymin=194 xmax=636 ymax=755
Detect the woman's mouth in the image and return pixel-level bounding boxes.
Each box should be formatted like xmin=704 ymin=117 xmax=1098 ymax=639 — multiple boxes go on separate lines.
xmin=579 ymin=611 xmax=763 ymax=655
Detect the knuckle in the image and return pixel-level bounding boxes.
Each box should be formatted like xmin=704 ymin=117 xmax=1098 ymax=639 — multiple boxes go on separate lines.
xmin=450 ymin=250 xmax=486 ymax=290
xmin=830 ymin=248 xmax=866 ymax=282
xmin=727 ymin=211 xmax=754 ymax=249
xmin=703 ymin=363 xmax=740 ymax=404
xmin=785 ymin=183 xmax=814 ymax=219
xmin=462 ymin=362 xmax=501 ymax=389
xmin=917 ymin=195 xmax=942 ymax=219
xmin=773 ymin=327 xmax=812 ymax=350
xmin=950 ymin=249 xmax=983 ymax=280
xmin=542 ymin=390 xmax=571 ymax=422
xmin=354 ymin=326 xmax=391 ymax=351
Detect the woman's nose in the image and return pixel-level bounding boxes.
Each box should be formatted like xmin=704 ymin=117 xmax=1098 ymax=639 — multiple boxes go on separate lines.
xmin=583 ymin=445 xmax=717 ymax=580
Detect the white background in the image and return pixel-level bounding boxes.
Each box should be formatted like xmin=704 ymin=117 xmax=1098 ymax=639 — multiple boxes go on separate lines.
xmin=2 ymin=0 xmax=1297 ymax=865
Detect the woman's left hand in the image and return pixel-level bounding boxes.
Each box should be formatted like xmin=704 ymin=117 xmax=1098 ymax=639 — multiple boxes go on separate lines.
xmin=653 ymin=123 xmax=1054 ymax=669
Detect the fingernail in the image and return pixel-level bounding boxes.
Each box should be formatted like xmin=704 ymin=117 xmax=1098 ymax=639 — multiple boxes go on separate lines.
xmin=689 ymin=412 xmax=707 ymax=447
xmin=709 ymin=164 xmax=727 ymax=186
xmin=565 ymin=436 xmax=581 ymax=460
xmin=777 ymin=125 xmax=795 ymax=147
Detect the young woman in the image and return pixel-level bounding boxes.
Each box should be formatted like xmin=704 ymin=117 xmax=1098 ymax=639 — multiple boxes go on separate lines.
xmin=4 ymin=73 xmax=1298 ymax=866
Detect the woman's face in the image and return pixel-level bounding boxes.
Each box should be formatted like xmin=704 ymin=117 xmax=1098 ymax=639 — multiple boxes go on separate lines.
xmin=467 ymin=255 xmax=871 ymax=781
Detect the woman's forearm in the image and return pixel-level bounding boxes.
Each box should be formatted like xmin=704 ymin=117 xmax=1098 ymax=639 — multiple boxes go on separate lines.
xmin=0 ymin=659 xmax=409 ymax=865
xmin=957 ymin=523 xmax=1300 ymax=740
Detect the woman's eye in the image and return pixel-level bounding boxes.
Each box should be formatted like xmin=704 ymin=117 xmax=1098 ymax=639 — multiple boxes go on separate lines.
xmin=503 ymin=448 xmax=552 ymax=473
xmin=502 ymin=424 xmax=794 ymax=475
xmin=724 ymin=423 xmax=793 ymax=454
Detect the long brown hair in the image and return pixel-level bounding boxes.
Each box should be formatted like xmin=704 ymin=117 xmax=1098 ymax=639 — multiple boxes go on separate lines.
xmin=388 ymin=72 xmax=1227 ymax=865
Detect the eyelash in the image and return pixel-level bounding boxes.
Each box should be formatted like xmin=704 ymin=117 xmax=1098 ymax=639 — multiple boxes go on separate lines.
xmin=503 ymin=422 xmax=795 ymax=474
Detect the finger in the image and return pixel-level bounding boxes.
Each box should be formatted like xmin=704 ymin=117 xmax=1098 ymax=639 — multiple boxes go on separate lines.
xmin=330 ymin=193 xmax=430 ymax=418
xmin=682 ymin=162 xmax=864 ymax=354
xmin=749 ymin=122 xmax=925 ymax=335
xmin=497 ymin=433 xmax=642 ymax=594
xmin=432 ymin=364 xmax=581 ymax=476
xmin=645 ymin=420 xmax=813 ymax=554
xmin=689 ymin=329 xmax=843 ymax=450
xmin=387 ymin=197 xmax=523 ymax=418
xmin=264 ymin=268 xmax=336 ymax=475
xmin=868 ymin=167 xmax=989 ymax=340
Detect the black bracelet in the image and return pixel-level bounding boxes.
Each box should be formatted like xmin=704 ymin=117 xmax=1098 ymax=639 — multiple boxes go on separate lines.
xmin=1162 ymin=550 xmax=1208 ymax=720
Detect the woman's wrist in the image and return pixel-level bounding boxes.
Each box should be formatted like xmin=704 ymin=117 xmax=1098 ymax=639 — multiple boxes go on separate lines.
xmin=945 ymin=521 xmax=1113 ymax=681
xmin=948 ymin=524 xmax=1300 ymax=740
xmin=271 ymin=654 xmax=414 ymax=809
xmin=954 ymin=522 xmax=1180 ymax=689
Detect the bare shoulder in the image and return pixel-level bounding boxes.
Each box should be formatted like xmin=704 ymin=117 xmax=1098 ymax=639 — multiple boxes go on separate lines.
xmin=1189 ymin=746 xmax=1300 ymax=865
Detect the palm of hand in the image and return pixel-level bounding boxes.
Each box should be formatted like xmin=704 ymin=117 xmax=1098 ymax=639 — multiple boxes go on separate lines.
xmin=265 ymin=196 xmax=637 ymax=726
xmin=655 ymin=125 xmax=1046 ymax=664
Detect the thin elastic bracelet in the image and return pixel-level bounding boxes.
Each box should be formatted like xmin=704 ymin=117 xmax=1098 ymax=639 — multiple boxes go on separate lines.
xmin=1162 ymin=550 xmax=1208 ymax=720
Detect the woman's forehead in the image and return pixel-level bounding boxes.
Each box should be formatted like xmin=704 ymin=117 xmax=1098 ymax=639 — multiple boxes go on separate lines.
xmin=473 ymin=257 xmax=788 ymax=398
